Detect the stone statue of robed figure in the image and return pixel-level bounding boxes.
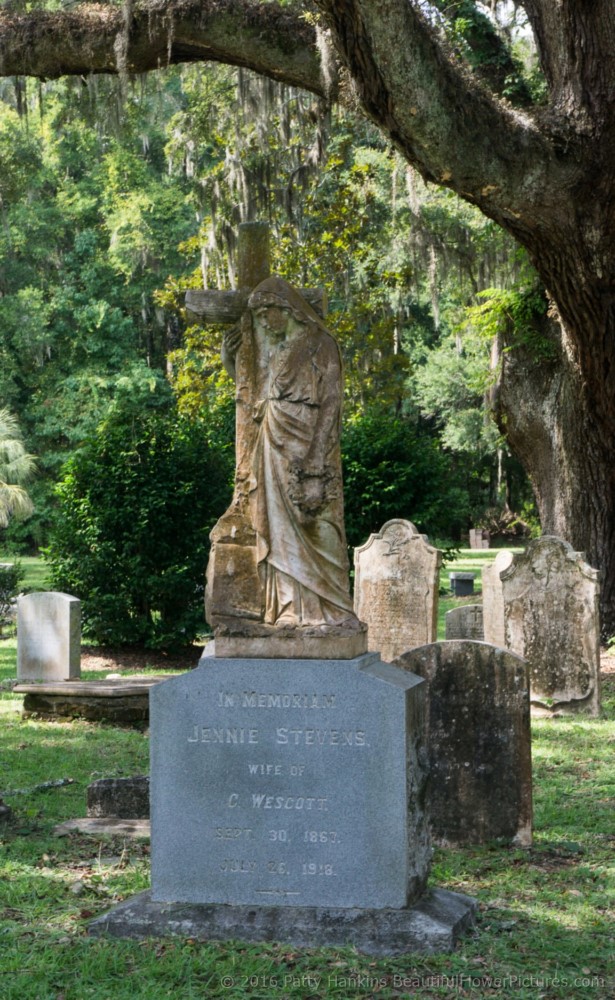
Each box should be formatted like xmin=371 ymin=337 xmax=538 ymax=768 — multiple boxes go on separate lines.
xmin=206 ymin=275 xmax=365 ymax=657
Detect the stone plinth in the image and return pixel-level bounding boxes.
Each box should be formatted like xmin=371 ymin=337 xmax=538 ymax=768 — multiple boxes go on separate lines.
xmin=449 ymin=573 xmax=475 ymax=597
xmin=88 ymin=887 xmax=477 ymax=957
xmin=394 ymin=641 xmax=532 ymax=846
xmin=213 ymin=624 xmax=367 ymax=660
xmin=354 ymin=520 xmax=441 ymax=663
xmin=501 ymin=537 xmax=600 ymax=716
xmin=150 ymin=654 xmax=430 ymax=910
xmin=17 ymin=592 xmax=81 ymax=682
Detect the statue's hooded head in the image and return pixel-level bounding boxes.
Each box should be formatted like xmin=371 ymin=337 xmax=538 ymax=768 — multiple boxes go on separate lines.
xmin=247 ymin=276 xmax=328 ymax=333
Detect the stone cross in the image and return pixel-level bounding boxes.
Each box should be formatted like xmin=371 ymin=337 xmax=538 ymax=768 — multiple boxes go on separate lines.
xmin=186 ymin=223 xmax=325 ymax=508
xmin=185 ymin=223 xmax=327 ymax=633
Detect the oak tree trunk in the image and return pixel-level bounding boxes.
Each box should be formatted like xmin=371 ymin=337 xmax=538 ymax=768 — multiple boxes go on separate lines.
xmin=492 ymin=298 xmax=615 ymax=639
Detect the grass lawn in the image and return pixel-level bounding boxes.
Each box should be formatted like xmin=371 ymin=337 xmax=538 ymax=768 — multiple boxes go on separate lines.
xmin=1 ymin=550 xmax=613 ymax=998
xmin=0 ymin=553 xmax=51 ymax=593
xmin=437 ymin=547 xmax=524 ymax=639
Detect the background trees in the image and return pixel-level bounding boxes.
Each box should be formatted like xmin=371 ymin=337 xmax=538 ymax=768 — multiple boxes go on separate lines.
xmin=0 ymin=6 xmax=564 ymax=643
xmin=0 ymin=409 xmax=35 ymax=529
xmin=46 ymin=380 xmax=233 ymax=649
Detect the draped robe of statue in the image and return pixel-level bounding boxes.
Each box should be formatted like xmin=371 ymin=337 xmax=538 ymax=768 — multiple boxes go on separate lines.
xmin=246 ymin=278 xmax=355 ymax=627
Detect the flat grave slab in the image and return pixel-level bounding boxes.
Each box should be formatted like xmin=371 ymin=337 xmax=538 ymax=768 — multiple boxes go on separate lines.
xmin=14 ymin=676 xmax=175 ymax=724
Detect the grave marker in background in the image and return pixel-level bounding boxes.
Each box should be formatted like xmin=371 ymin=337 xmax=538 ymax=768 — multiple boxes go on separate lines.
xmin=354 ymin=520 xmax=441 ymax=662
xmin=500 ymin=537 xmax=600 ymax=716
xmin=482 ymin=550 xmax=514 ymax=647
xmin=445 ymin=604 xmax=484 ymax=641
xmin=395 ymin=640 xmax=532 ymax=846
xmin=17 ymin=592 xmax=81 ymax=682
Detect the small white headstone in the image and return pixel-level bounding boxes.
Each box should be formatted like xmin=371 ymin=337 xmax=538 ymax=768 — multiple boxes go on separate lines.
xmin=17 ymin=592 xmax=81 ymax=681
xmin=353 ymin=519 xmax=442 ymax=663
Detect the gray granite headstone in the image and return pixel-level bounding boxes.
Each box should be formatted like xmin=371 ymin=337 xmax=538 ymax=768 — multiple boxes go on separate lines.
xmin=150 ymin=653 xmax=430 ymax=910
xmin=445 ymin=604 xmax=484 ymax=641
xmin=394 ymin=641 xmax=532 ymax=847
xmin=17 ymin=591 xmax=81 ymax=681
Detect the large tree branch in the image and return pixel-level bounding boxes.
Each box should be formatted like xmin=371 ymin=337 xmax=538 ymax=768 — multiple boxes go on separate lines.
xmin=522 ymin=0 xmax=615 ymax=122
xmin=316 ymin=0 xmax=571 ymax=232
xmin=0 ymin=0 xmax=324 ymax=94
xmin=0 ymin=0 xmax=592 ymax=239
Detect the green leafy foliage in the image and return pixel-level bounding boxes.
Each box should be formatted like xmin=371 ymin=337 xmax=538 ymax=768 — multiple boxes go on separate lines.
xmin=341 ymin=409 xmax=469 ymax=548
xmin=0 ymin=60 xmax=539 ymax=570
xmin=0 ymin=409 xmax=36 ymax=529
xmin=46 ymin=389 xmax=233 ymax=649
xmin=0 ymin=561 xmax=23 ymax=634
xmin=465 ymin=285 xmax=551 ymax=359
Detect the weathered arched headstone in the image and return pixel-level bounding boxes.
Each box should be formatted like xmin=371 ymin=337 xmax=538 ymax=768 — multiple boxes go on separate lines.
xmin=354 ymin=520 xmax=441 ymax=663
xmin=500 ymin=537 xmax=600 ymax=716
xmin=445 ymin=604 xmax=484 ymax=641
xmin=394 ymin=641 xmax=532 ymax=847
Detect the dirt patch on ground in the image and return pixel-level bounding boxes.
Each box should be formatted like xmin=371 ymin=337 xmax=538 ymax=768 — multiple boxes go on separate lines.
xmin=79 ymin=643 xmax=615 ymax=679
xmin=600 ymin=651 xmax=615 ymax=674
xmin=80 ymin=644 xmax=205 ymax=673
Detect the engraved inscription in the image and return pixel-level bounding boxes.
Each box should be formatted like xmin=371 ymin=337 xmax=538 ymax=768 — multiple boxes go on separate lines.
xmin=220 ymin=859 xmax=257 ymax=873
xmin=217 ymin=690 xmax=337 ymax=709
xmin=251 ymin=794 xmax=328 ymax=810
xmin=187 ymin=726 xmax=259 ymax=744
xmin=276 ymin=728 xmax=366 ymax=746
xmin=303 ymin=830 xmax=339 ymax=843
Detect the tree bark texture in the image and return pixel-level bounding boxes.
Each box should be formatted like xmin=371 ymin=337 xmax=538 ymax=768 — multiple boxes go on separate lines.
xmin=3 ymin=0 xmax=615 ymax=632
xmin=491 ymin=314 xmax=615 ymax=640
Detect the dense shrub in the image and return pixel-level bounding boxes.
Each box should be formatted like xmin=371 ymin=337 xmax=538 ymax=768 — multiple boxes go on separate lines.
xmin=0 ymin=561 xmax=23 ymax=635
xmin=46 ymin=401 xmax=233 ymax=649
xmin=341 ymin=410 xmax=469 ymax=548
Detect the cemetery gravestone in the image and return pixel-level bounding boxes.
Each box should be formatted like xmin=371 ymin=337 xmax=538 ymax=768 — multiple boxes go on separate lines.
xmin=150 ymin=654 xmax=430 ymax=909
xmin=354 ymin=520 xmax=442 ymax=663
xmin=482 ymin=549 xmax=514 ymax=647
xmin=87 ymin=776 xmax=150 ymax=819
xmin=17 ymin=592 xmax=81 ymax=682
xmin=449 ymin=572 xmax=475 ymax=597
xmin=394 ymin=641 xmax=532 ymax=846
xmin=445 ymin=604 xmax=484 ymax=641
xmin=187 ymin=225 xmax=365 ymax=661
xmin=469 ymin=528 xmax=490 ymax=549
xmin=500 ymin=537 xmax=600 ymax=716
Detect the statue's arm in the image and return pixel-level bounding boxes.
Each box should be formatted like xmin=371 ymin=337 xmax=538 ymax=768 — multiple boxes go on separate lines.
xmin=221 ymin=325 xmax=242 ymax=381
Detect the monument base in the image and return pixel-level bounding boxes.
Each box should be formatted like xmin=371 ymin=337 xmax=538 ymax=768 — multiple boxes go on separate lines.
xmin=88 ymin=888 xmax=477 ymax=957
xmin=212 ymin=630 xmax=367 ymax=660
